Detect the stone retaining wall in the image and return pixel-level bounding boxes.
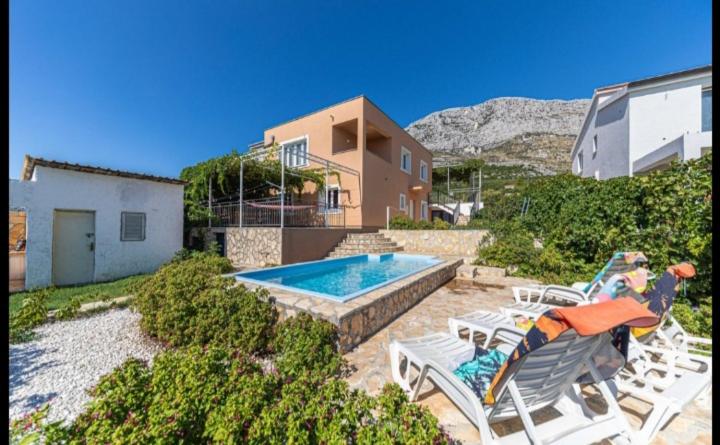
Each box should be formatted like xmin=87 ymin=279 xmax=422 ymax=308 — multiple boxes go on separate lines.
xmin=379 ymin=229 xmax=490 ymax=257
xmin=225 ymin=227 xmax=282 ymax=266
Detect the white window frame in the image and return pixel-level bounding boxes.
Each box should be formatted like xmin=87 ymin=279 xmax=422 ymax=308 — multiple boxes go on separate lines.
xmin=399 ymin=193 xmax=407 ymax=212
xmin=281 ymin=135 xmax=309 ymax=168
xmin=323 ymin=184 xmax=341 ymax=213
xmin=592 ymin=135 xmax=597 ymax=156
xmin=419 ymin=160 xmax=428 ymax=182
xmin=420 ymin=200 xmax=428 ymax=220
xmin=400 ymin=146 xmax=412 ymax=174
xmin=701 ymin=88 xmax=712 ymax=132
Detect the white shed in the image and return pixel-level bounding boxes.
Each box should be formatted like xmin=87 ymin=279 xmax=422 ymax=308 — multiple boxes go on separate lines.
xmin=9 ymin=155 xmax=185 ymax=290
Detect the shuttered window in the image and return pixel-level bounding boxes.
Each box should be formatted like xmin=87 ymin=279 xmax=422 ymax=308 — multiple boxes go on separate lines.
xmin=121 ymin=212 xmax=146 ymax=241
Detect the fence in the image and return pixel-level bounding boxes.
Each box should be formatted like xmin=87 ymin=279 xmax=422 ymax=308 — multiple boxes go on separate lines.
xmin=210 ymin=199 xmax=346 ymax=228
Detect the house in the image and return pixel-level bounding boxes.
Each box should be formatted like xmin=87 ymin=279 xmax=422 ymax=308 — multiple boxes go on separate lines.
xmin=259 ymin=95 xmax=433 ymax=227
xmin=9 ymin=155 xmax=185 ymax=290
xmin=205 ymin=96 xmax=434 ymax=266
xmin=571 ymin=65 xmax=712 ymax=179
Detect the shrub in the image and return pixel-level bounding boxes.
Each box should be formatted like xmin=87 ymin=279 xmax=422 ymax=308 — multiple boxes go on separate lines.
xmin=432 ymin=217 xmax=451 ymax=230
xmin=272 ymin=312 xmax=344 ymax=379
xmin=471 ymin=154 xmax=712 ymax=337
xmin=10 ymin=288 xmax=49 ymax=343
xmin=132 ymin=252 xmax=277 ymax=352
xmin=28 ymin=347 xmax=452 ymax=444
xmin=54 ymin=297 xmax=82 ymax=321
xmin=388 ymin=214 xmax=417 ymax=229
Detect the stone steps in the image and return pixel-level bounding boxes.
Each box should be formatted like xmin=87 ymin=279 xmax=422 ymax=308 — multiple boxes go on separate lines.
xmin=327 ymin=231 xmax=404 ymax=258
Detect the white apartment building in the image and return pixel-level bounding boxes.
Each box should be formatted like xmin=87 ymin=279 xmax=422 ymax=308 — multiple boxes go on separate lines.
xmin=572 ymin=65 xmax=712 ymax=179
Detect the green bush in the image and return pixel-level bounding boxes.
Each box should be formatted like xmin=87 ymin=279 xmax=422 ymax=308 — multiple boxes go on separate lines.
xmin=132 ymin=252 xmax=277 ymax=352
xmin=54 ymin=297 xmax=82 ymax=321
xmin=273 ymin=312 xmax=344 ymax=379
xmin=432 ymin=217 xmax=451 ymax=230
xmin=388 ymin=214 xmax=417 ymax=229
xmin=10 ymin=288 xmax=49 ymax=343
xmin=471 ymin=154 xmax=712 ymax=337
xmin=388 ymin=214 xmax=452 ymax=230
xmin=19 ymin=347 xmax=452 ymax=444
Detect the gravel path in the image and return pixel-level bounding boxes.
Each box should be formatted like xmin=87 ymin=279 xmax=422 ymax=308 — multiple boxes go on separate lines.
xmin=9 ymin=308 xmax=165 ymax=424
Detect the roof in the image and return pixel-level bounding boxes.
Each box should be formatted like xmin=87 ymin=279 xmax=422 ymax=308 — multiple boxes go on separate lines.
xmin=264 ymin=95 xmax=434 ymax=158
xmin=595 ymin=64 xmax=712 ymax=92
xmin=21 ymin=155 xmax=186 ymax=186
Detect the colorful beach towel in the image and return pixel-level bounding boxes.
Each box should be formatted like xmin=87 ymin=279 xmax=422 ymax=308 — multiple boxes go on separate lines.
xmin=584 ymin=251 xmax=648 ymax=297
xmin=594 ymin=267 xmax=649 ymax=302
xmin=453 ymin=348 xmax=509 ymax=399
xmin=483 ymin=297 xmax=659 ymax=405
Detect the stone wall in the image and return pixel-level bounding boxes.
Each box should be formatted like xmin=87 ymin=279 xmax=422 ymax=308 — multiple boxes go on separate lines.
xmin=259 ymin=258 xmax=463 ymax=352
xmin=225 ymin=227 xmax=282 ymax=267
xmin=379 ymin=229 xmax=490 ymax=258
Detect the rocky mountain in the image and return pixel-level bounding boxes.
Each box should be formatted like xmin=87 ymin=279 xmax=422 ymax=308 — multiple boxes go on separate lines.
xmin=406 ymin=97 xmax=591 ymax=175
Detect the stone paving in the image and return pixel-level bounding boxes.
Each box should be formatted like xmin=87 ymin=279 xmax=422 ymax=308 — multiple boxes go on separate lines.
xmin=343 ymin=277 xmax=712 ymax=445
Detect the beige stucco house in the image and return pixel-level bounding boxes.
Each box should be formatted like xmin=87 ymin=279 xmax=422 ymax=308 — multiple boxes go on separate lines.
xmin=261 ymin=95 xmax=433 ymax=228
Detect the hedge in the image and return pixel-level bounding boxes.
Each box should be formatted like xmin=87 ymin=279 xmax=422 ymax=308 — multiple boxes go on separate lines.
xmin=474 ymin=154 xmax=712 ymax=336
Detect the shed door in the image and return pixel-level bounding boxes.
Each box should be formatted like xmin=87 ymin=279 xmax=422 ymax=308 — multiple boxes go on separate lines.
xmin=52 ymin=210 xmax=95 ymax=286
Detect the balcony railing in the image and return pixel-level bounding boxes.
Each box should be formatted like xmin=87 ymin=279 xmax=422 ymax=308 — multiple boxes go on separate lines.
xmin=210 ymin=199 xmax=346 ymax=228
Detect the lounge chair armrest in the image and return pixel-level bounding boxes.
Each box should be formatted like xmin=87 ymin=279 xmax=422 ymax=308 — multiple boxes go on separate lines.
xmin=540 ymin=285 xmax=587 ymax=304
xmin=485 ymin=325 xmax=527 ymax=349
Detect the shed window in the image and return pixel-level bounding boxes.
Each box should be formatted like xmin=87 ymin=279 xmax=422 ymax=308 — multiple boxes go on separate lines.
xmin=121 ymin=212 xmax=146 ymax=241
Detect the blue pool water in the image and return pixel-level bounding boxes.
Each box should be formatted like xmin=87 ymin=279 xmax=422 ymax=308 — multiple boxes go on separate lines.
xmin=234 ymin=253 xmax=442 ymax=302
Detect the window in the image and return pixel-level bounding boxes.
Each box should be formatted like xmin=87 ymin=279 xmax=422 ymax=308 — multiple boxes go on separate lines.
xmin=592 ymin=135 xmax=598 ymax=156
xmin=283 ymin=137 xmax=309 ymax=167
xmin=399 ymin=193 xmax=407 ymax=211
xmin=577 ymin=152 xmax=583 ymax=173
xmin=121 ymin=212 xmax=146 ymax=241
xmin=420 ymin=201 xmax=428 ymax=220
xmin=324 ymin=185 xmax=340 ymax=212
xmin=419 ymin=160 xmax=428 ymax=182
xmin=400 ymin=146 xmax=412 ymax=174
xmin=702 ymin=89 xmax=712 ymax=132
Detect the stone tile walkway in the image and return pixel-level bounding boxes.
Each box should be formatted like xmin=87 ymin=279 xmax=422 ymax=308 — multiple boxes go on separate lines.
xmin=342 ymin=277 xmax=712 ymax=445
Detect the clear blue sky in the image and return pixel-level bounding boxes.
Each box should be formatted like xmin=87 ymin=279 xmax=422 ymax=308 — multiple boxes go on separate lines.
xmin=9 ymin=0 xmax=712 ymax=179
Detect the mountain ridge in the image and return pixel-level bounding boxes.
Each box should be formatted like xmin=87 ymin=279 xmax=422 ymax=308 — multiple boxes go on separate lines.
xmin=405 ymin=96 xmax=591 ymax=174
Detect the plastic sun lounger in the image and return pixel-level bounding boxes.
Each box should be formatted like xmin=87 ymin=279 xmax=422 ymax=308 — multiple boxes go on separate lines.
xmin=390 ymin=329 xmax=640 ymax=445
xmin=446 ymin=311 xmax=711 ymax=443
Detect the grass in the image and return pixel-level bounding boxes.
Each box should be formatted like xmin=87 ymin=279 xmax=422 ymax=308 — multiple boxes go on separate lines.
xmin=9 ymin=274 xmax=149 ymax=317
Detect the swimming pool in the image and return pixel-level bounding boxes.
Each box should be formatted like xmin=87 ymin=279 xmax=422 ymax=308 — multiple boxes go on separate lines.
xmin=234 ymin=253 xmax=442 ymax=302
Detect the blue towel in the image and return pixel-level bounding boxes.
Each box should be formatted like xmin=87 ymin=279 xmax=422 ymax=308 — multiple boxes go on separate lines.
xmin=453 ymin=347 xmax=508 ymax=399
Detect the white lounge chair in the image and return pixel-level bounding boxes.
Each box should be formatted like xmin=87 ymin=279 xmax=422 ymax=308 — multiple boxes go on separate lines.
xmin=511 ymin=251 xmax=654 ymax=307
xmin=390 ymin=329 xmax=641 ymax=444
xmin=446 ymin=310 xmax=711 ymax=443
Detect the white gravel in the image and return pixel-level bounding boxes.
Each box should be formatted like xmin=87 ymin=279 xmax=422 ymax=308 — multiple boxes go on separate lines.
xmin=9 ymin=308 xmax=165 ymax=424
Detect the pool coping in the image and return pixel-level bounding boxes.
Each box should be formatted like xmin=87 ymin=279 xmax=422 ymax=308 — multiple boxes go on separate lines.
xmin=232 ymin=253 xmax=443 ymax=303
xmin=236 ymin=256 xmax=463 ymax=352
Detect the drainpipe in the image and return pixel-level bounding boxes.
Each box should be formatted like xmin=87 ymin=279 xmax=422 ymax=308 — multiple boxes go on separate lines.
xmin=280 ymin=145 xmax=285 ymax=228
xmin=239 ymin=159 xmax=243 ymax=228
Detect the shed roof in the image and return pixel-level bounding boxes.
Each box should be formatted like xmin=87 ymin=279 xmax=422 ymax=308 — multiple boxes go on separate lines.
xmin=21 ymin=155 xmax=186 ymax=185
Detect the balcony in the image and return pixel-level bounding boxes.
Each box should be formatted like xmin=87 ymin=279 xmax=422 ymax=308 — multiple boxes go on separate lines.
xmin=210 ymin=198 xmax=346 ymax=228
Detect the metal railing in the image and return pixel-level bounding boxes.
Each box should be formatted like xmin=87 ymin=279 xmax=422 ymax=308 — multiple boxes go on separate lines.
xmin=210 ymin=199 xmax=346 ymax=228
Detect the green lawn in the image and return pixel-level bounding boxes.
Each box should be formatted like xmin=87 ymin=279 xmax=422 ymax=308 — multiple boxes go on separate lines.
xmin=9 ymin=274 xmax=149 ymax=317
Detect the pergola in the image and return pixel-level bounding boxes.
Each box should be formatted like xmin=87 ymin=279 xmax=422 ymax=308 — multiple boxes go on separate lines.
xmin=234 ymin=144 xmax=361 ymax=228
